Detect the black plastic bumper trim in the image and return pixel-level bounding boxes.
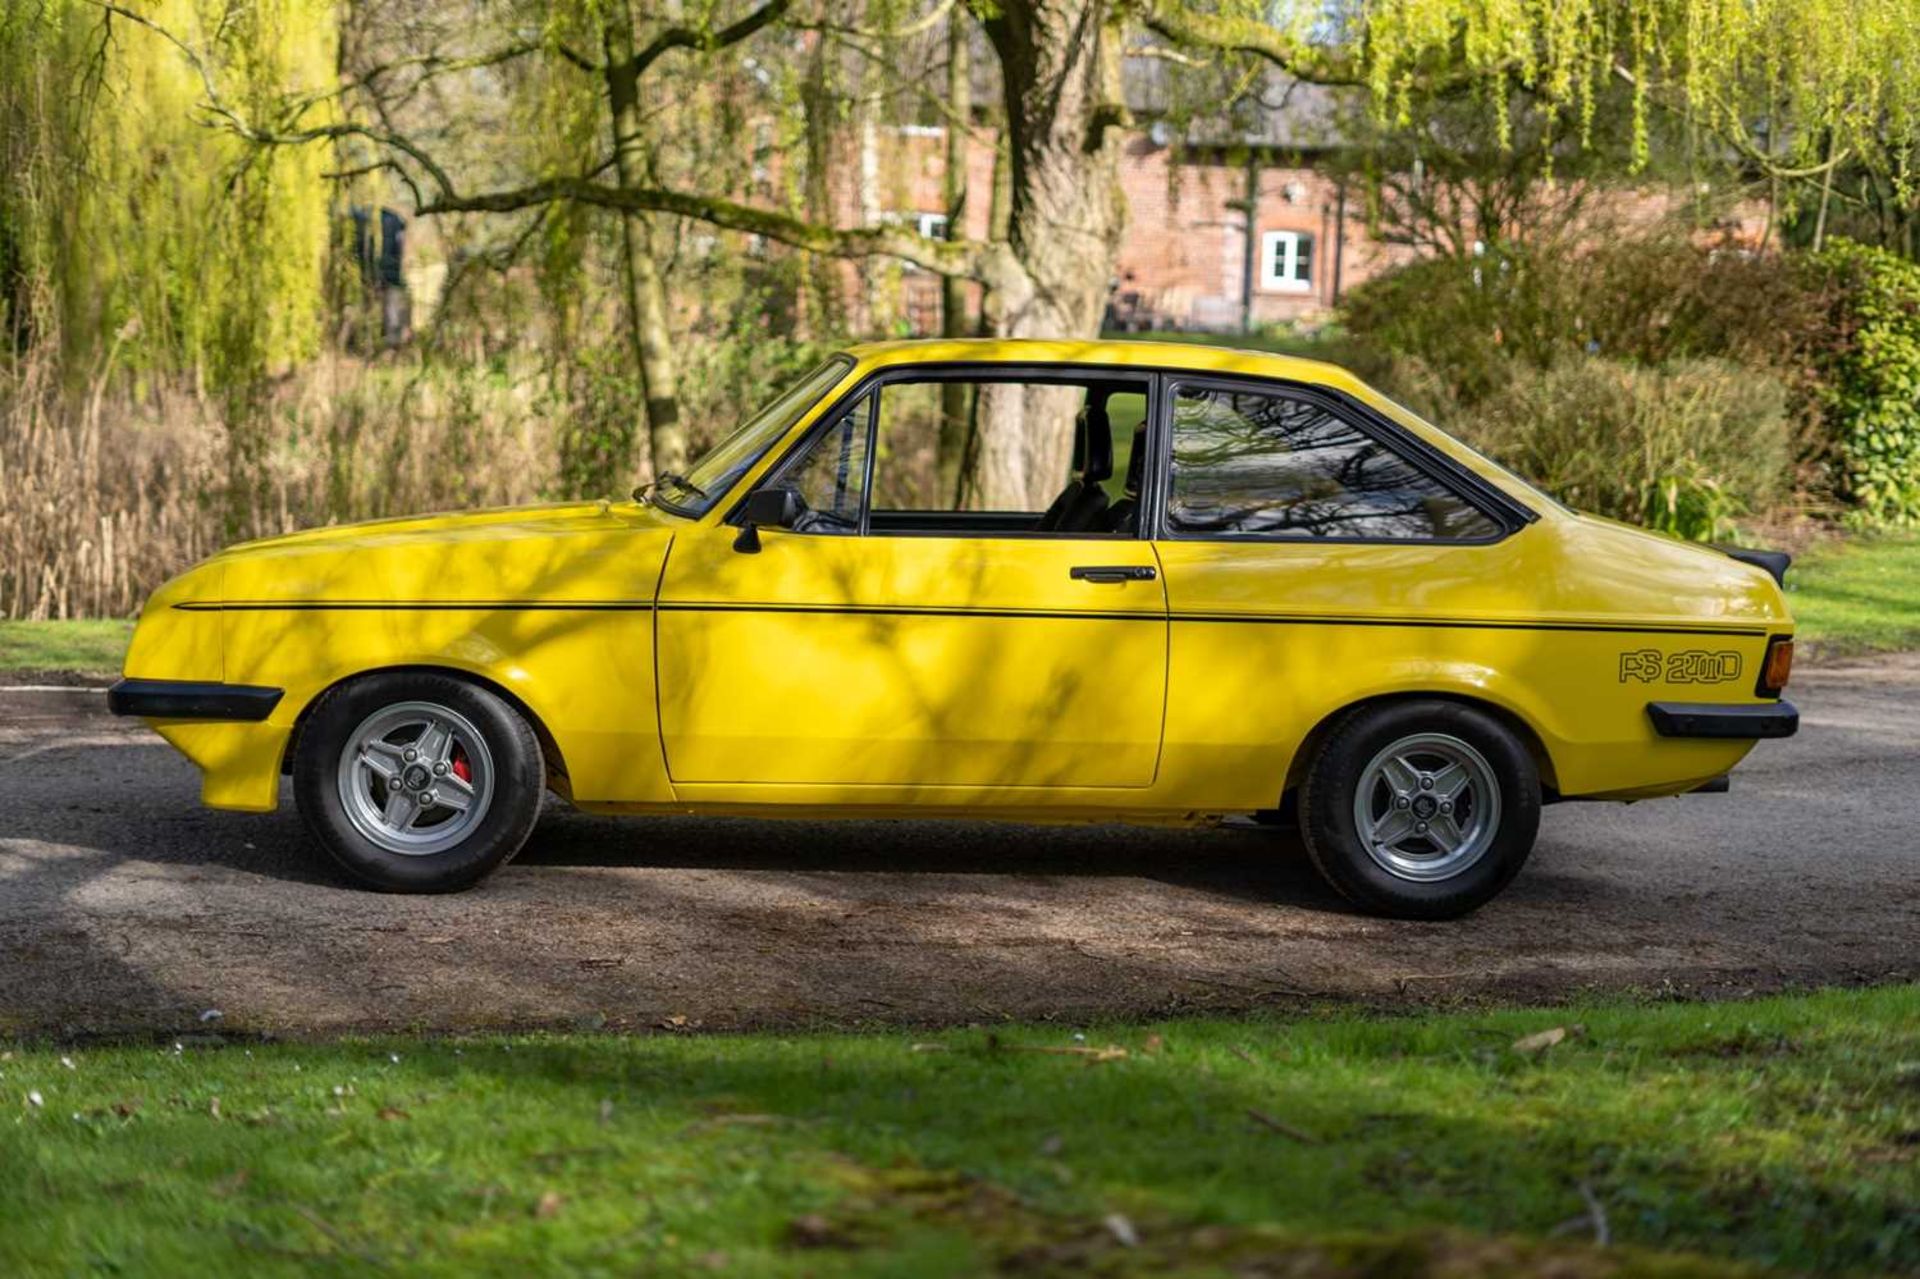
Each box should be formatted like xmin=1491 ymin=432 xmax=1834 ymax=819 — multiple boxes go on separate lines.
xmin=1646 ymin=700 xmax=1798 ymax=739
xmin=108 ymin=679 xmax=283 ymax=722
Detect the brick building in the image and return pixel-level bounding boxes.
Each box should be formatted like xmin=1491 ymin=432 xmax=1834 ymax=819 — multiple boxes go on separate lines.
xmin=822 ymin=117 xmax=1397 ymax=335
xmin=823 ymin=73 xmax=1761 ymax=337
xmin=1105 ymin=134 xmax=1403 ymax=330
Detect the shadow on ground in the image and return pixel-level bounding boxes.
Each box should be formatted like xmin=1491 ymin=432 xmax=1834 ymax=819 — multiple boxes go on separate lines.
xmin=1 ymin=659 xmax=1915 ymax=1037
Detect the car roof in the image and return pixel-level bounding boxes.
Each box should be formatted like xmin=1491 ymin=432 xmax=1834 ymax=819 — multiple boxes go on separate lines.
xmin=840 ymin=337 xmax=1365 ymax=393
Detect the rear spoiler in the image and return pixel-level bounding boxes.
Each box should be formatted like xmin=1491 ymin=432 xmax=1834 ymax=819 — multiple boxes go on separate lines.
xmin=1714 ymin=545 xmax=1790 ymax=586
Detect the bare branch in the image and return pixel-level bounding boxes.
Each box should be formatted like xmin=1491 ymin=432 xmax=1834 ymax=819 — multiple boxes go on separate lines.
xmin=812 ymin=26 xmax=989 ymax=141
xmin=1138 ymin=2 xmax=1361 ymax=85
xmin=420 ymin=177 xmax=988 ymax=278
xmin=355 ymin=41 xmax=554 ymax=91
xmin=87 ymin=0 xmax=994 ymax=283
xmin=793 ymin=0 xmax=954 ymax=43
xmin=89 ymin=2 xmax=238 ymax=128
xmin=628 ymin=0 xmax=793 ymax=79
xmin=1126 ymin=43 xmax=1212 ymax=69
xmin=323 ymin=157 xmax=426 ymax=210
xmin=1608 ymin=62 xmax=1853 ymax=182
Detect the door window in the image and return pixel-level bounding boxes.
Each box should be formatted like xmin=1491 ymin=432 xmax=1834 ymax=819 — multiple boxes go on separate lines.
xmin=779 ymin=392 xmax=873 ymax=534
xmin=864 ymin=378 xmax=1149 ymax=536
xmin=1166 ymin=384 xmax=1501 ymax=541
xmin=756 ymin=374 xmax=1152 ymax=537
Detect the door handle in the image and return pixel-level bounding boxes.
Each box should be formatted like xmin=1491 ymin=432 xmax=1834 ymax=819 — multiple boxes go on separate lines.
xmin=1070 ymin=565 xmax=1157 ymax=583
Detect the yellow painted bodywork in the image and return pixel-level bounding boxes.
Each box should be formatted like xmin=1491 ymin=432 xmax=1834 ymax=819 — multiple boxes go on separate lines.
xmin=120 ymin=338 xmax=1794 ymax=819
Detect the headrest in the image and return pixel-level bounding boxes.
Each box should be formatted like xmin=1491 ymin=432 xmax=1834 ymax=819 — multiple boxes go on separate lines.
xmin=1079 ymin=395 xmax=1113 ymax=484
xmin=1123 ymin=428 xmax=1147 ymax=494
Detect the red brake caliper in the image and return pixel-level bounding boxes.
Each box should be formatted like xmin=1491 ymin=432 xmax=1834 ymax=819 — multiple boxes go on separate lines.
xmin=451 ymin=745 xmax=471 ymax=784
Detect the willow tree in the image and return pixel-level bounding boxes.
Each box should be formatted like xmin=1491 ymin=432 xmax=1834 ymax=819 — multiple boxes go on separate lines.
xmin=0 ymin=0 xmax=334 ymax=385
xmin=424 ymin=0 xmax=1920 ymax=504
xmin=102 ymin=0 xmax=1920 ymax=506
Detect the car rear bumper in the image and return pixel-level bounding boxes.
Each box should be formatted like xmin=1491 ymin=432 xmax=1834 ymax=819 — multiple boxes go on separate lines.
xmin=1646 ymin=700 xmax=1799 ymax=740
xmin=108 ymin=678 xmax=284 ymax=722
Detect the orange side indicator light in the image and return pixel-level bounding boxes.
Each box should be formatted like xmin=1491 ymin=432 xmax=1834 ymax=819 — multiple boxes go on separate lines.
xmin=1760 ymin=637 xmax=1794 ymax=696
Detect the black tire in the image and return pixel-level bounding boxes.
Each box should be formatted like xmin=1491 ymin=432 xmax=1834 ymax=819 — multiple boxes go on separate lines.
xmin=1298 ymin=699 xmax=1540 ymax=919
xmin=293 ymin=671 xmax=544 ymax=893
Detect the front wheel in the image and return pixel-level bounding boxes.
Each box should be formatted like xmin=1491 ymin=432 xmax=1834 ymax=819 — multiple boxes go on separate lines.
xmin=293 ymin=672 xmax=544 ymax=892
xmin=1298 ymin=700 xmax=1541 ymax=919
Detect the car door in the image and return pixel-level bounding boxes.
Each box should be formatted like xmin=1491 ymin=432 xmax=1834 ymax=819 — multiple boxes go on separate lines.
xmin=654 ymin=371 xmax=1169 ymax=790
xmin=1148 ymin=375 xmax=1527 ymax=807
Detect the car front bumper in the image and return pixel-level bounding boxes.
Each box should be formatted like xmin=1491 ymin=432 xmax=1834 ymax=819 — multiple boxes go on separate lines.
xmin=108 ymin=679 xmax=284 ymax=722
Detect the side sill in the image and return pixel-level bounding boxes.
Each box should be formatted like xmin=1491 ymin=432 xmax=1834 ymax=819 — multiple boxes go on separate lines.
xmin=108 ymin=679 xmax=284 ymax=722
xmin=1646 ymin=700 xmax=1798 ymax=740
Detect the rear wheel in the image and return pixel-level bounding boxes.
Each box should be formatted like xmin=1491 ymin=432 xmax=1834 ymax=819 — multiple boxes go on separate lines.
xmin=293 ymin=672 xmax=543 ymax=892
xmin=1298 ymin=700 xmax=1540 ymax=919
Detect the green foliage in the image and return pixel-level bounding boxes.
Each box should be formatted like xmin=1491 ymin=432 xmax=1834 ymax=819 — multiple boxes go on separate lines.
xmin=1341 ymin=248 xmax=1562 ymax=404
xmin=1358 ymin=0 xmax=1920 ymax=186
xmin=1339 ymin=235 xmax=1859 ymax=535
xmin=1342 ymin=235 xmax=1822 ymax=404
xmin=1804 ymin=240 xmax=1920 ymax=528
xmin=0 ymin=0 xmax=335 ymax=386
xmin=551 ymin=344 xmax=647 ymax=499
xmin=1455 ymin=356 xmax=1790 ymax=541
xmin=2 ymin=987 xmax=1916 ymax=1274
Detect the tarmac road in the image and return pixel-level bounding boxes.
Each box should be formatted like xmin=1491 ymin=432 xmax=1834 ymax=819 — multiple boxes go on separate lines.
xmin=2 ymin=655 xmax=1915 ymax=1037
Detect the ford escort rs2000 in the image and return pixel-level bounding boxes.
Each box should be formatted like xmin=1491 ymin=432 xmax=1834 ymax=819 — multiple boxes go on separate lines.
xmin=110 ymin=339 xmax=1798 ymax=917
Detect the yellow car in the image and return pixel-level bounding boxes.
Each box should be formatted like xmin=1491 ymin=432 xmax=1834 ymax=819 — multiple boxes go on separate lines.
xmin=110 ymin=339 xmax=1797 ymax=916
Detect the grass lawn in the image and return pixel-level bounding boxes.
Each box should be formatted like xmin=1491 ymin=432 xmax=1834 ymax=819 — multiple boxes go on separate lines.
xmin=0 ymin=618 xmax=133 ymax=677
xmin=4 ymin=987 xmax=1916 ymax=1275
xmin=1785 ymin=536 xmax=1920 ymax=657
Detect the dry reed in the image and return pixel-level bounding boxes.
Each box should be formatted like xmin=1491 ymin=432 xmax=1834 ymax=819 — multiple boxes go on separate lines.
xmin=0 ymin=349 xmax=560 ymax=619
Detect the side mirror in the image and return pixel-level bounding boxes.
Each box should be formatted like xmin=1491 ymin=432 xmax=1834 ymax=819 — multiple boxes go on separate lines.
xmin=733 ymin=487 xmax=805 ymax=553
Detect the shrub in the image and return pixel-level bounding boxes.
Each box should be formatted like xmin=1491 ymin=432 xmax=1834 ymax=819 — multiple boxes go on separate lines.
xmin=1339 ymin=231 xmax=1846 ymax=527
xmin=1454 ymin=357 xmax=1791 ymax=542
xmin=1339 ymin=248 xmax=1564 ymax=403
xmin=1803 ymin=240 xmax=1920 ymax=528
xmin=1558 ymin=236 xmax=1825 ymax=371
xmin=1341 ymin=233 xmax=1824 ymax=401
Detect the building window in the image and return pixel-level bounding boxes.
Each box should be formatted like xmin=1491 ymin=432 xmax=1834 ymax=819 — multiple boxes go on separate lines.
xmin=1260 ymin=230 xmax=1314 ymax=294
xmin=914 ymin=212 xmax=950 ymax=241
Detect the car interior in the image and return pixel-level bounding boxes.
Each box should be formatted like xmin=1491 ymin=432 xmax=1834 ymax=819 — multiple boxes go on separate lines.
xmin=852 ymin=379 xmax=1149 ymax=539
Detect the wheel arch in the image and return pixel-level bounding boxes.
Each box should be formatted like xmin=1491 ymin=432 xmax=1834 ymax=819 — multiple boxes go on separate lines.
xmin=280 ymin=664 xmax=572 ymax=797
xmin=1280 ymin=691 xmax=1561 ymax=802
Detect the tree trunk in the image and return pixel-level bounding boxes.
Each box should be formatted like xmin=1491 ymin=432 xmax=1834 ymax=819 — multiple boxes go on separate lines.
xmin=936 ymin=9 xmax=972 ymax=502
xmin=970 ymin=0 xmax=1127 ymax=510
xmin=628 ymin=244 xmax=686 ymax=476
xmin=603 ymin=11 xmax=685 ymax=483
xmin=802 ymin=25 xmax=846 ymax=338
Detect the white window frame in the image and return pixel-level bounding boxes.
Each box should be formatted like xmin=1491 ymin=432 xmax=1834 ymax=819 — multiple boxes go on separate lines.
xmin=1259 ymin=230 xmax=1314 ymax=294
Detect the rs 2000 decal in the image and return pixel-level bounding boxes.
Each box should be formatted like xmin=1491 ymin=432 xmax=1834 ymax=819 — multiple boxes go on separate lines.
xmin=1618 ymin=649 xmax=1743 ymax=684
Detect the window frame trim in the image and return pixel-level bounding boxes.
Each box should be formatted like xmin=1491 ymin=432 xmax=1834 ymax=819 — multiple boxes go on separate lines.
xmin=726 ymin=362 xmax=1161 ymax=542
xmin=1149 ymin=373 xmax=1532 ymax=547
